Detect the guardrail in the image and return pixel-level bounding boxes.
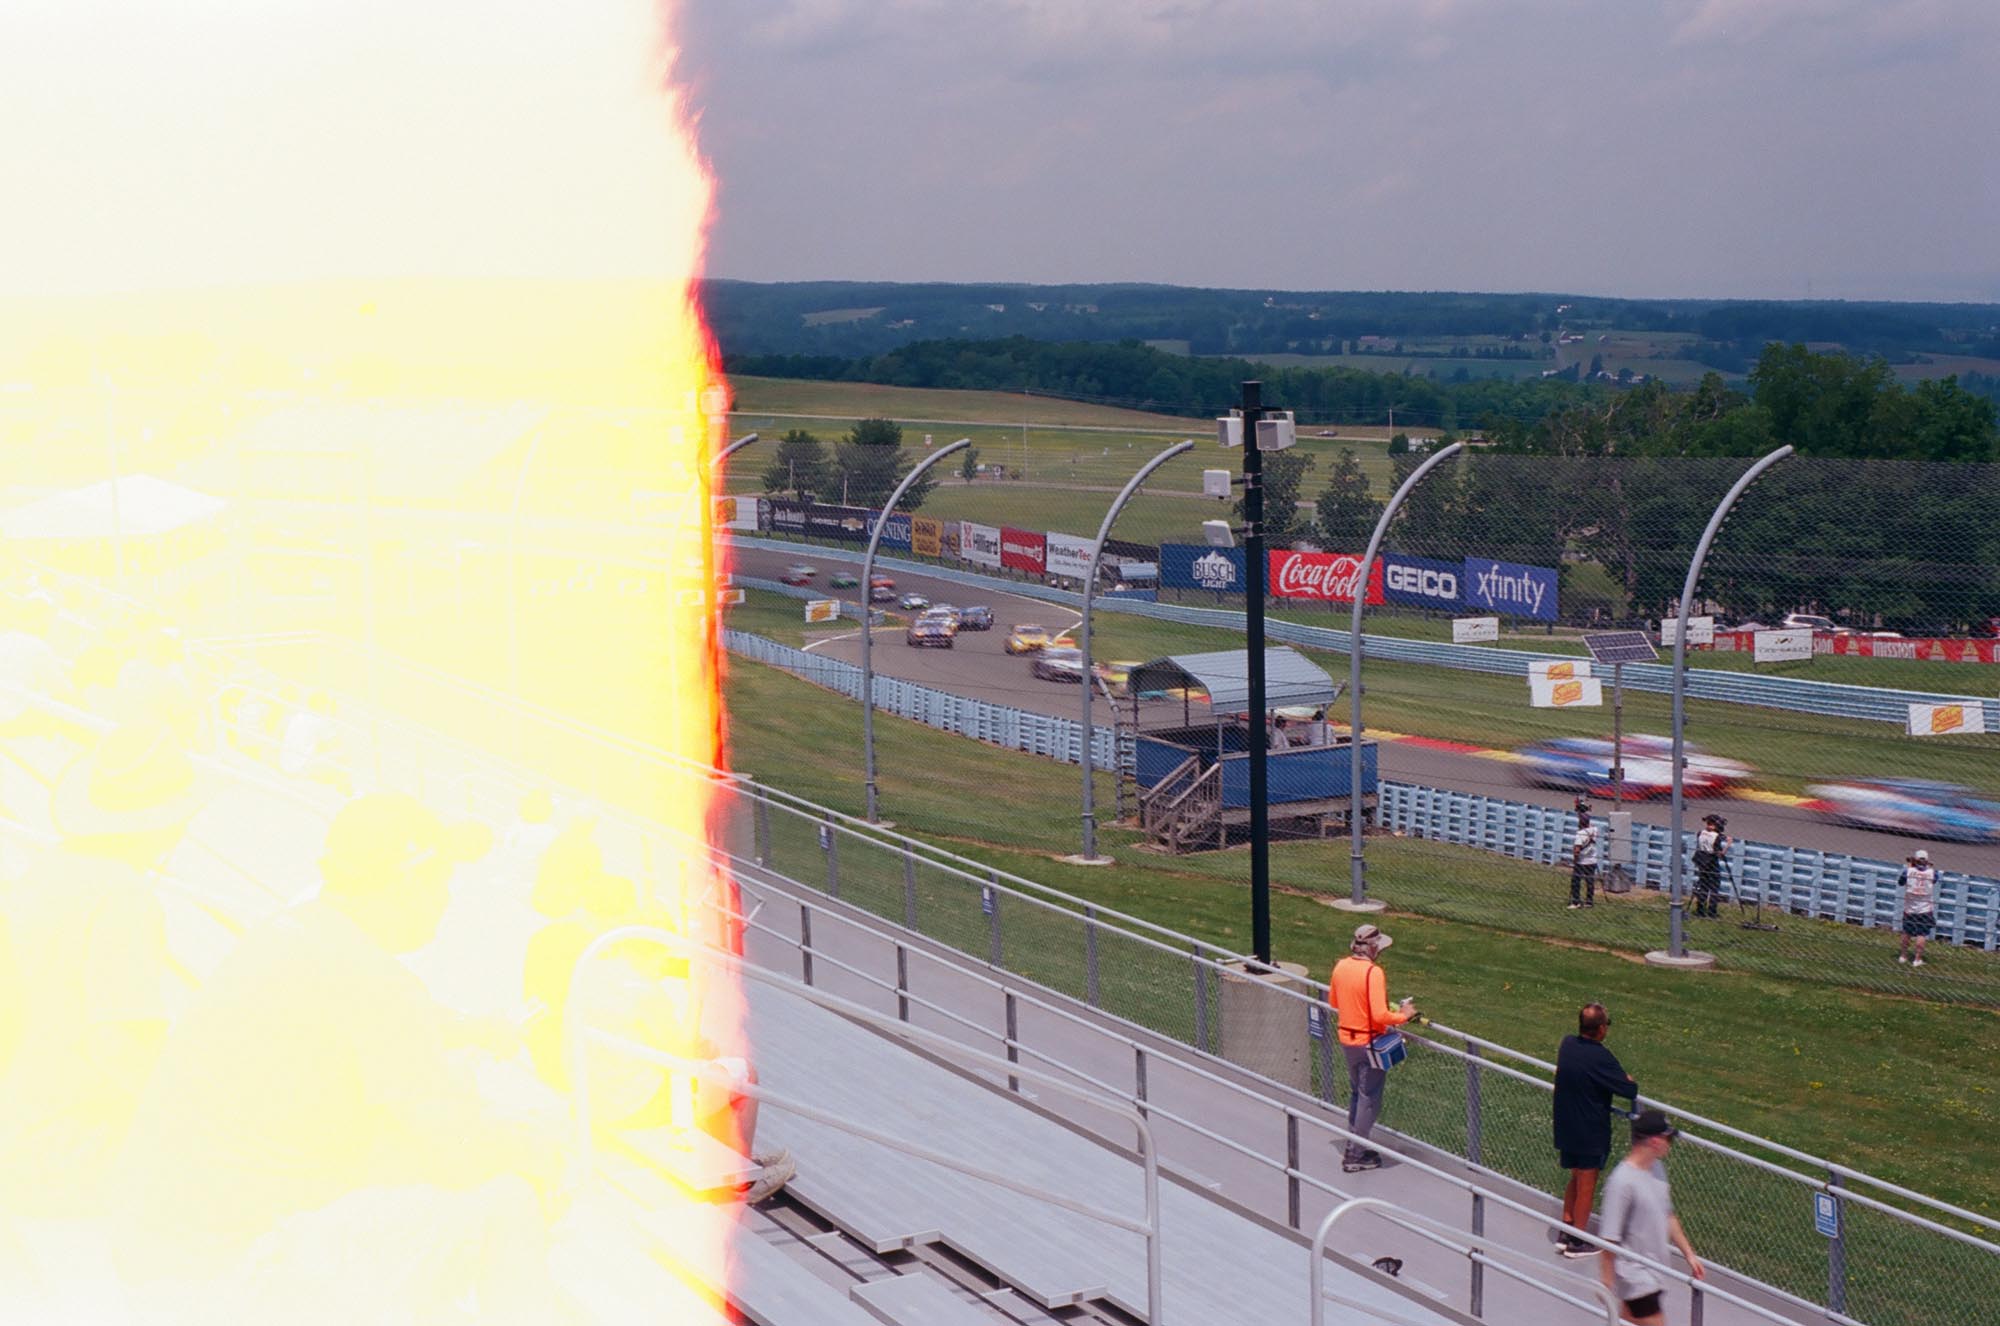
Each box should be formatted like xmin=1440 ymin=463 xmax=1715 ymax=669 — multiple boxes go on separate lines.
xmin=730 ymin=533 xmax=1990 ymax=725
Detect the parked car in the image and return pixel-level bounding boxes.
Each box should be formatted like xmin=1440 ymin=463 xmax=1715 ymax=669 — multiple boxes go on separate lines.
xmin=779 ymin=564 xmax=817 ymax=586
xmin=960 ymin=605 xmax=994 ymax=631
xmin=1005 ymin=624 xmax=1052 ymax=654
xmin=1514 ymin=736 xmax=1754 ymax=800
xmin=829 ymin=571 xmax=858 ymax=588
xmin=1032 ymin=646 xmax=1085 ymax=682
xmin=905 ymin=618 xmax=954 ymax=649
xmin=1780 ymin=612 xmax=1854 ymax=635
xmin=898 ymin=593 xmax=930 ymax=612
xmin=1802 ymin=778 xmax=2000 ymax=843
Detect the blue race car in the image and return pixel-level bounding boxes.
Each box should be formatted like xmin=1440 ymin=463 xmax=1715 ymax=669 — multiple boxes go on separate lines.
xmin=1803 ymin=778 xmax=2000 ymax=843
xmin=1514 ymin=736 xmax=1752 ymax=800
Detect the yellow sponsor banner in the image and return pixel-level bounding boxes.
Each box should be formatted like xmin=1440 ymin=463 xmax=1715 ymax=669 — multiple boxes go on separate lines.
xmin=1529 ymin=677 xmax=1604 ymax=708
xmin=912 ymin=515 xmax=942 ymax=558
xmin=805 ymin=598 xmax=841 ymax=624
xmin=1908 ymin=701 xmax=1983 ymax=736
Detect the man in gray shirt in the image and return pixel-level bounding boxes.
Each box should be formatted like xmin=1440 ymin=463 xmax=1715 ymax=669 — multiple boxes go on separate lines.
xmin=1599 ymin=1110 xmax=1705 ymax=1324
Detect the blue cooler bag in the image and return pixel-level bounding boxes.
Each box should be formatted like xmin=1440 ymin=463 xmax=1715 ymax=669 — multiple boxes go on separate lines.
xmin=1366 ymin=1029 xmax=1407 ymax=1071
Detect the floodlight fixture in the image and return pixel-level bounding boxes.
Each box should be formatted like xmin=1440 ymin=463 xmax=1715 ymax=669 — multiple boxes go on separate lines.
xmin=1202 ymin=519 xmax=1236 ymax=548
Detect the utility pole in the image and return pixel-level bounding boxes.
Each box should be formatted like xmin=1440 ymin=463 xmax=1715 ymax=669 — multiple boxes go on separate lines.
xmin=1241 ymin=381 xmax=1272 ymax=967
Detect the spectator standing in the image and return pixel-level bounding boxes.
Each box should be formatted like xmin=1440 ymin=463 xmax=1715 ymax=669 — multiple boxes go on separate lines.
xmin=1599 ymin=1110 xmax=1704 ymax=1325
xmin=1329 ymin=924 xmax=1415 ymax=1173
xmin=1898 ymin=850 xmax=1938 ymax=967
xmin=1569 ymin=803 xmax=1600 ymax=909
xmin=1552 ymin=1003 xmax=1638 ymax=1258
xmin=1692 ymin=814 xmax=1729 ymax=920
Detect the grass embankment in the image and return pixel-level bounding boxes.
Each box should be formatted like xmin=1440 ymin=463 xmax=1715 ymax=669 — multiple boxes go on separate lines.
xmin=723 ymin=656 xmax=2000 ymax=1229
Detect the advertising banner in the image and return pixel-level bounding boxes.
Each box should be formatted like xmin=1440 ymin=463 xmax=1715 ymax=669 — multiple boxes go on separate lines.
xmin=878 ymin=511 xmax=912 ymax=552
xmin=942 ymin=520 xmax=962 ymax=561
xmin=1461 ymin=557 xmax=1558 ymax=621
xmin=1044 ymin=531 xmax=1095 ymax=581
xmin=796 ymin=504 xmax=873 ymax=544
xmin=1753 ymin=629 xmax=1813 ymax=663
xmin=1529 ymin=677 xmax=1604 ymax=708
xmin=1268 ymin=550 xmax=1385 ymax=605
xmin=1908 ymin=702 xmax=1986 ymax=736
xmin=805 ymin=599 xmax=841 ymax=624
xmin=1527 ymin=658 xmax=1593 ymax=681
xmin=1659 ymin=615 xmax=1716 ymax=646
xmin=999 ymin=526 xmax=1047 ymax=575
xmin=1382 ymin=553 xmax=1463 ymax=610
xmin=962 ymin=521 xmax=1002 ymax=569
xmin=1161 ymin=544 xmax=1246 ymax=593
xmin=1452 ymin=616 xmax=1499 ymax=643
xmin=911 ymin=516 xmax=943 ymax=558
xmin=712 ymin=495 xmax=762 ymax=532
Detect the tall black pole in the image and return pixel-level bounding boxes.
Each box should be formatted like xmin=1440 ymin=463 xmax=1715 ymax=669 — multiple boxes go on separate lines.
xmin=1242 ymin=381 xmax=1271 ymax=966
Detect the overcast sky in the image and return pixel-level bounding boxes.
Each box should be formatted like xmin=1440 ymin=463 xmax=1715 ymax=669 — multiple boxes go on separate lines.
xmin=682 ymin=0 xmax=2000 ymax=303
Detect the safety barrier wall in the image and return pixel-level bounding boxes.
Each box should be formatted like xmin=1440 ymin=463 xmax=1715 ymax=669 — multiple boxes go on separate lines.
xmin=731 ymin=534 xmax=1988 ymax=725
xmin=1377 ymin=782 xmax=2000 ymax=950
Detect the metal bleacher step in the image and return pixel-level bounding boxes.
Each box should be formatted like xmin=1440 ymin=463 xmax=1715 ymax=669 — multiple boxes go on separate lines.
xmin=850 ymin=1269 xmax=1007 ymax=1326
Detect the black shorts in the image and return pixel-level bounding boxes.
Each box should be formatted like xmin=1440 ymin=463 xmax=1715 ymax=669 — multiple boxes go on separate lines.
xmin=1623 ymin=1290 xmax=1663 ymax=1318
xmin=1560 ymin=1149 xmax=1608 ymax=1172
xmin=1903 ymin=913 xmax=1935 ymax=937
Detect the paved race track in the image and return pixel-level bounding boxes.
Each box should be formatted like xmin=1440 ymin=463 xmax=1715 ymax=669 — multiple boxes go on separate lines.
xmin=729 ymin=543 xmax=2000 ymax=876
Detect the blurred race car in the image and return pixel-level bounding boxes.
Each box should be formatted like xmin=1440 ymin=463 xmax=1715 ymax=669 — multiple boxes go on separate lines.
xmin=915 ymin=609 xmax=958 ymax=637
xmin=1514 ymin=736 xmax=1754 ymax=800
xmin=905 ymin=617 xmax=954 ymax=649
xmin=1006 ymin=624 xmax=1052 ymax=654
xmin=1032 ymin=646 xmax=1085 ymax=682
xmin=828 ymin=571 xmax=858 ymax=588
xmin=898 ymin=593 xmax=930 ymax=612
xmin=926 ymin=603 xmax=963 ymax=628
xmin=1092 ymin=660 xmax=1141 ymax=698
xmin=1802 ymin=778 xmax=2000 ymax=843
xmin=960 ymin=605 xmax=994 ymax=631
xmin=779 ymin=563 xmax=817 ymax=586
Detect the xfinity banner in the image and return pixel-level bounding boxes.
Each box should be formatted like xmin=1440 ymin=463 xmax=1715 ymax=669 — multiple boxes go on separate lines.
xmin=1461 ymin=557 xmax=1558 ymax=621
xmin=1000 ymin=526 xmax=1047 ymax=575
xmin=1382 ymin=553 xmax=1462 ymax=610
xmin=1045 ymin=531 xmax=1095 ymax=581
xmin=1268 ymin=550 xmax=1385 ymax=605
xmin=1161 ymin=544 xmax=1245 ymax=593
xmin=962 ymin=521 xmax=1002 ymax=569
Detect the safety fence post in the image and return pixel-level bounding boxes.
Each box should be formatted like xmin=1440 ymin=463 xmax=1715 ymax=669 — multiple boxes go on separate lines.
xmin=1084 ymin=904 xmax=1102 ymax=1007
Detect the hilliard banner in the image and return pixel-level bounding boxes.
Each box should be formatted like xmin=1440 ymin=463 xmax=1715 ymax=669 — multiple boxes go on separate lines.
xmin=962 ymin=521 xmax=1002 ymax=569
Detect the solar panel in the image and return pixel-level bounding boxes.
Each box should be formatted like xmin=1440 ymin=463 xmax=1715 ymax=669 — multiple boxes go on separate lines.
xmin=1582 ymin=630 xmax=1660 ymax=665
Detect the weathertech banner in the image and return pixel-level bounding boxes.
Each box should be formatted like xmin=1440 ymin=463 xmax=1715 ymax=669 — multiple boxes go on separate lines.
xmin=962 ymin=521 xmax=1002 ymax=569
xmin=1044 ymin=531 xmax=1095 ymax=581
xmin=911 ymin=516 xmax=943 ymax=558
xmin=1268 ymin=550 xmax=1385 ymax=605
xmin=1000 ymin=526 xmax=1046 ymax=575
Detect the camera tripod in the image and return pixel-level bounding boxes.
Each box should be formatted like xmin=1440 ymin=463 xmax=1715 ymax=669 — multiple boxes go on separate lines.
xmin=1730 ymin=857 xmax=1779 ymax=931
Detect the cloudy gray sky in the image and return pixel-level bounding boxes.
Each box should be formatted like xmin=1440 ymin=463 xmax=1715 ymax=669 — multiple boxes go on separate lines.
xmin=682 ymin=0 xmax=2000 ymax=302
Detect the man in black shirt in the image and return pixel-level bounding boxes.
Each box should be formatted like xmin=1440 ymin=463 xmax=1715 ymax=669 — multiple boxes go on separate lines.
xmin=1552 ymin=1002 xmax=1638 ymax=1258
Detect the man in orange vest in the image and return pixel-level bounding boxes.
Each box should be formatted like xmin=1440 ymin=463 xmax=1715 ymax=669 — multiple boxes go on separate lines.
xmin=1330 ymin=923 xmax=1416 ymax=1173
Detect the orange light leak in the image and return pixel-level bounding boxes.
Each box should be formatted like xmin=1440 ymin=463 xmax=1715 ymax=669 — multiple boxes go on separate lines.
xmin=0 ymin=0 xmax=749 ymax=1315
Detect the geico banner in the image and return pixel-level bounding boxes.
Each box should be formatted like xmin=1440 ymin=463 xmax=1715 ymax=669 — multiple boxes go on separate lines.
xmin=712 ymin=495 xmax=762 ymax=532
xmin=1000 ymin=526 xmax=1046 ymax=575
xmin=1752 ymin=629 xmax=1813 ymax=662
xmin=1268 ymin=550 xmax=1385 ymax=605
xmin=911 ymin=516 xmax=943 ymax=558
xmin=1462 ymin=557 xmax=1558 ymax=621
xmin=878 ymin=511 xmax=912 ymax=552
xmin=1527 ymin=658 xmax=1593 ymax=681
xmin=1161 ymin=544 xmax=1246 ymax=593
xmin=962 ymin=521 xmax=1002 ymax=569
xmin=1382 ymin=553 xmax=1462 ymax=609
xmin=1044 ymin=531 xmax=1095 ymax=581
xmin=1908 ymin=702 xmax=1986 ymax=736
xmin=1529 ymin=676 xmax=1604 ymax=708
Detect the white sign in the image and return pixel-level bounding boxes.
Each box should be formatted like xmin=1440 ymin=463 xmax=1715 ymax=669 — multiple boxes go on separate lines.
xmin=1908 ymin=702 xmax=1986 ymax=737
xmin=1660 ymin=615 xmax=1715 ymax=646
xmin=1452 ymin=616 xmax=1500 ymax=644
xmin=1045 ymin=531 xmax=1095 ymax=581
xmin=1753 ymin=629 xmax=1813 ymax=663
xmin=962 ymin=521 xmax=1003 ymax=569
xmin=711 ymin=494 xmax=762 ymax=532
xmin=1528 ymin=658 xmax=1594 ymax=681
xmin=804 ymin=598 xmax=841 ymax=624
xmin=716 ymin=588 xmax=745 ymax=606
xmin=1530 ymin=677 xmax=1604 ymax=708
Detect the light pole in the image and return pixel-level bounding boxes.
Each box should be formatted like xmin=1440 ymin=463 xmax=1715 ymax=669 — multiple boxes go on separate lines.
xmin=1346 ymin=442 xmax=1464 ymax=908
xmin=1238 ymin=382 xmax=1274 ymax=966
xmin=1654 ymin=444 xmax=1791 ymax=966
xmin=712 ymin=432 xmax=759 ymax=472
xmin=862 ymin=438 xmax=970 ymax=822
xmin=1077 ymin=440 xmax=1195 ymax=863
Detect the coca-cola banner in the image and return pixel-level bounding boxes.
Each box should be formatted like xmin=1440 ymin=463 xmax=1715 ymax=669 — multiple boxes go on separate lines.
xmin=1000 ymin=526 xmax=1047 ymax=575
xmin=1044 ymin=531 xmax=1095 ymax=581
xmin=962 ymin=521 xmax=1002 ymax=569
xmin=1267 ymin=550 xmax=1385 ymax=605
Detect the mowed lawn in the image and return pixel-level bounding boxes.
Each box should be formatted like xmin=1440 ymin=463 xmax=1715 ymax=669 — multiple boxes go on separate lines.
xmin=721 ymin=655 xmax=2000 ymax=1230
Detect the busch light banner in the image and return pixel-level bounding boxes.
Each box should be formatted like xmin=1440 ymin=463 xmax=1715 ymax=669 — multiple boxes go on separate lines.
xmin=962 ymin=521 xmax=1002 ymax=569
xmin=1268 ymin=550 xmax=1385 ymax=605
xmin=999 ymin=526 xmax=1047 ymax=575
xmin=1461 ymin=557 xmax=1558 ymax=621
xmin=1382 ymin=553 xmax=1462 ymax=610
xmin=1044 ymin=531 xmax=1095 ymax=581
xmin=911 ymin=516 xmax=943 ymax=558
xmin=1161 ymin=544 xmax=1245 ymax=593
xmin=877 ymin=511 xmax=912 ymax=552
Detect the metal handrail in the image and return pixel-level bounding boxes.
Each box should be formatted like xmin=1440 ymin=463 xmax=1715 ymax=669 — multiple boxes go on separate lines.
xmin=1309 ymin=1196 xmax=1619 ymax=1326
xmin=564 ymin=925 xmax=1166 ymax=1324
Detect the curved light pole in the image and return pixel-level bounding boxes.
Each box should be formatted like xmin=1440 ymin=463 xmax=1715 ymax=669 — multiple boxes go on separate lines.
xmin=1346 ymin=442 xmax=1464 ymax=908
xmin=1078 ymin=440 xmax=1195 ymax=862
xmin=1655 ymin=444 xmax=1792 ymax=964
xmin=862 ymin=439 xmax=970 ymax=822
xmin=711 ymin=431 xmax=759 ymax=471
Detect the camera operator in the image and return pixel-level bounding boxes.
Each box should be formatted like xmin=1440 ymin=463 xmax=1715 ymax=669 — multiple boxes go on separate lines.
xmin=1692 ymin=814 xmax=1729 ymax=920
xmin=1569 ymin=799 xmax=1600 ymax=910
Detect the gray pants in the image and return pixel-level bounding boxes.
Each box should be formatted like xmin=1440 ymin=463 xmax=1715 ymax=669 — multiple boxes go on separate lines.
xmin=1341 ymin=1043 xmax=1387 ymax=1158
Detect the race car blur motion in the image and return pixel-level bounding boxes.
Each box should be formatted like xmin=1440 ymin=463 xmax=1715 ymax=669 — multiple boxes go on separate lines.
xmin=1032 ymin=646 xmax=1085 ymax=682
xmin=960 ymin=605 xmax=994 ymax=631
xmin=1514 ymin=735 xmax=1755 ymax=799
xmin=1006 ymin=624 xmax=1052 ymax=654
xmin=1803 ymin=779 xmax=2000 ymax=843
xmin=905 ymin=617 xmax=954 ymax=649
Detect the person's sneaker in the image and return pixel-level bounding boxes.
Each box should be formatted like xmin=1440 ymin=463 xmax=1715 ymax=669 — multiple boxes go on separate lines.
xmin=1567 ymin=902 xmax=1582 ymax=910
xmin=1558 ymin=1234 xmax=1596 ymax=1259
xmin=1897 ymin=954 xmax=1909 ymax=964
xmin=1912 ymin=958 xmax=1925 ymax=968
xmin=740 ymin=1149 xmax=796 ymax=1204
xmin=1342 ymin=1152 xmax=1383 ymax=1173
xmin=1585 ymin=899 xmax=1595 ymax=907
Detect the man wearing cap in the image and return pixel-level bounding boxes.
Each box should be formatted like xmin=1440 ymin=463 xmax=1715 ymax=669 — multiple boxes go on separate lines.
xmin=1552 ymin=1003 xmax=1637 ymax=1258
xmin=1692 ymin=814 xmax=1729 ymax=920
xmin=1569 ymin=801 xmax=1601 ymax=910
xmin=1897 ymin=850 xmax=1938 ymax=967
xmin=1329 ymin=924 xmax=1415 ymax=1173
xmin=1599 ymin=1110 xmax=1705 ymax=1324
